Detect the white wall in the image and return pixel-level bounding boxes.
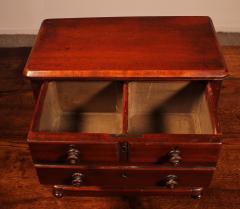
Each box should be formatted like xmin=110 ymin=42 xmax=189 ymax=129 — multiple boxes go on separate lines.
xmin=0 ymin=0 xmax=240 ymax=34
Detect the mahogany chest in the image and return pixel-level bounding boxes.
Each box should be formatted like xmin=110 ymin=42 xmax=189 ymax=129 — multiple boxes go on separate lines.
xmin=23 ymin=16 xmax=228 ymax=198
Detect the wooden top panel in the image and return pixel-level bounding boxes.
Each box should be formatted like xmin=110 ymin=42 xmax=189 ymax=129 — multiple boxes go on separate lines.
xmin=24 ymin=16 xmax=228 ymax=80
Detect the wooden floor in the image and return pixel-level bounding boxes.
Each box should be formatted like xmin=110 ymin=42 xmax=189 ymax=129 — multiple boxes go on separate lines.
xmin=0 ymin=46 xmax=240 ymax=209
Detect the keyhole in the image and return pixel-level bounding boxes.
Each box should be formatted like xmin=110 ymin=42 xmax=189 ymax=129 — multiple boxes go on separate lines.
xmin=122 ymin=173 xmax=128 ymax=178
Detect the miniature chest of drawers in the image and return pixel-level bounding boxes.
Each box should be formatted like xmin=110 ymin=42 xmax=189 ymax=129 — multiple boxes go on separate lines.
xmin=24 ymin=16 xmax=228 ymax=198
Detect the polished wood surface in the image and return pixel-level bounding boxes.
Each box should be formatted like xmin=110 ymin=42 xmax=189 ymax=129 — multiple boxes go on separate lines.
xmin=30 ymin=141 xmax=220 ymax=166
xmin=28 ymin=79 xmax=221 ymax=167
xmin=0 ymin=46 xmax=239 ymax=207
xmin=24 ymin=17 xmax=228 ymax=79
xmin=35 ymin=164 xmax=214 ymax=187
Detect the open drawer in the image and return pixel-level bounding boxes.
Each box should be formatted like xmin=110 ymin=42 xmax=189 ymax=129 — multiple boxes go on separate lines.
xmin=128 ymin=81 xmax=218 ymax=134
xmin=28 ymin=80 xmax=221 ymax=166
xmin=35 ymin=81 xmax=123 ymax=134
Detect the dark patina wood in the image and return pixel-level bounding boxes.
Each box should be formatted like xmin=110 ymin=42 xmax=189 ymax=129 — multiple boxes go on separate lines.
xmin=24 ymin=16 xmax=227 ymax=80
xmin=23 ymin=17 xmax=228 ymax=198
xmin=29 ymin=141 xmax=220 ymax=166
xmin=35 ymin=164 xmax=214 ymax=187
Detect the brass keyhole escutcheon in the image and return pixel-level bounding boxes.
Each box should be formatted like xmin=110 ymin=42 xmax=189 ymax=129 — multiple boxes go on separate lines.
xmin=122 ymin=173 xmax=128 ymax=179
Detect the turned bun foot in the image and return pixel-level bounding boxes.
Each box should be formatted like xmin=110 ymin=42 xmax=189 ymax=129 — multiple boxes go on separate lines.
xmin=191 ymin=190 xmax=202 ymax=200
xmin=53 ymin=186 xmax=63 ymax=198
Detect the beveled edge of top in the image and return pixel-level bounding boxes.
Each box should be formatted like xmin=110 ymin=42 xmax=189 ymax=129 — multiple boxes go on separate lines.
xmin=23 ymin=68 xmax=229 ymax=80
xmin=23 ymin=16 xmax=229 ymax=80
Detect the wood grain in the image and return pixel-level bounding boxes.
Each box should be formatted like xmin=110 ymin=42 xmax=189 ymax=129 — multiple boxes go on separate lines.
xmin=0 ymin=48 xmax=33 ymax=139
xmin=221 ymin=46 xmax=240 ymax=78
xmin=24 ymin=17 xmax=228 ymax=79
xmin=219 ymin=79 xmax=240 ymax=136
xmin=0 ymin=137 xmax=239 ymax=208
xmin=0 ymin=45 xmax=239 ymax=208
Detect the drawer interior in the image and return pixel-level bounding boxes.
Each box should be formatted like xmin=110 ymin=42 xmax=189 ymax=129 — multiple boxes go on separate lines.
xmin=38 ymin=81 xmax=123 ymax=134
xmin=128 ymin=81 xmax=213 ymax=134
xmin=33 ymin=80 xmax=216 ymax=135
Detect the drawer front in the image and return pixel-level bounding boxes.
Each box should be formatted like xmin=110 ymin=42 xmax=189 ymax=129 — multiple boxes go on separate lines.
xmin=30 ymin=141 xmax=220 ymax=166
xmin=35 ymin=165 xmax=214 ymax=188
xmin=30 ymin=142 xmax=119 ymax=164
xmin=129 ymin=142 xmax=220 ymax=166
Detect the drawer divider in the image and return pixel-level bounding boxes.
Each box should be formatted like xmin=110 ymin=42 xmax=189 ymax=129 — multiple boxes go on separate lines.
xmin=123 ymin=81 xmax=129 ymax=134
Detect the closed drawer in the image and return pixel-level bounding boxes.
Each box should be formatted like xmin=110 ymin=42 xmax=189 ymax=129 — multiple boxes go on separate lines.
xmin=35 ymin=164 xmax=214 ymax=188
xmin=129 ymin=142 xmax=220 ymax=166
xmin=29 ymin=142 xmax=119 ymax=164
xmin=30 ymin=141 xmax=220 ymax=167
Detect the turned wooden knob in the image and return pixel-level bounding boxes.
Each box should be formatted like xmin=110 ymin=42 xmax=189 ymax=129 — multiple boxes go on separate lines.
xmin=165 ymin=174 xmax=178 ymax=189
xmin=72 ymin=173 xmax=84 ymax=186
xmin=67 ymin=145 xmax=80 ymax=165
xmin=168 ymin=148 xmax=182 ymax=166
